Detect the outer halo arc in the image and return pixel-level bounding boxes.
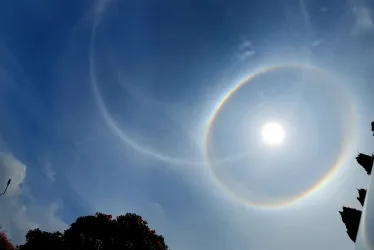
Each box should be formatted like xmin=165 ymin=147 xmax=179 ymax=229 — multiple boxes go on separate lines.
xmin=203 ymin=64 xmax=356 ymax=210
xmin=89 ymin=10 xmax=262 ymax=167
xmin=89 ymin=9 xmax=205 ymax=167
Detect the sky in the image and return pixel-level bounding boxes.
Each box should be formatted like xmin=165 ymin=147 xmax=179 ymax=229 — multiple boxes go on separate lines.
xmin=0 ymin=0 xmax=374 ymax=249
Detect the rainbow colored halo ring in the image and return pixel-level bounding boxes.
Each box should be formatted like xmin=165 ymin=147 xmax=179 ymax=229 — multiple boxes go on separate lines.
xmin=203 ymin=64 xmax=356 ymax=209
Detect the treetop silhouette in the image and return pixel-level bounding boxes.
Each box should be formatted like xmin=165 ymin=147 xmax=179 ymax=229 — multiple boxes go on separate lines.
xmin=356 ymin=153 xmax=373 ymax=175
xmin=16 ymin=212 xmax=168 ymax=250
xmin=357 ymin=189 xmax=367 ymax=207
xmin=339 ymin=207 xmax=362 ymax=242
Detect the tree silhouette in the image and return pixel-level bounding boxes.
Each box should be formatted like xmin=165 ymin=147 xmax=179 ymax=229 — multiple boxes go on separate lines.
xmin=339 ymin=207 xmax=362 ymax=242
xmin=16 ymin=229 xmax=64 ymax=250
xmin=356 ymin=153 xmax=373 ymax=175
xmin=340 ymin=122 xmax=373 ymax=243
xmin=357 ymin=189 xmax=367 ymax=207
xmin=16 ymin=213 xmax=168 ymax=250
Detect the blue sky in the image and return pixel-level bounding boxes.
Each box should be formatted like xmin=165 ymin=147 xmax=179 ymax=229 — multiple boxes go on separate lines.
xmin=0 ymin=0 xmax=374 ymax=249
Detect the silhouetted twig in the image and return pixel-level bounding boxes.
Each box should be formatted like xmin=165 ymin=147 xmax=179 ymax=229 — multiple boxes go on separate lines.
xmin=0 ymin=179 xmax=11 ymax=197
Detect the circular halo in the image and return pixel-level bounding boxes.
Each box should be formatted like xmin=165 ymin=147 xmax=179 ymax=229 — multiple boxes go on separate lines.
xmin=203 ymin=64 xmax=356 ymax=209
xmin=89 ymin=6 xmax=208 ymax=166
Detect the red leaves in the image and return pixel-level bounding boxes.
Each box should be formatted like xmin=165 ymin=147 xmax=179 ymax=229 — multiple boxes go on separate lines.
xmin=96 ymin=213 xmax=113 ymax=220
xmin=156 ymin=241 xmax=164 ymax=250
xmin=145 ymin=227 xmax=156 ymax=234
xmin=0 ymin=232 xmax=14 ymax=250
xmin=111 ymin=213 xmax=164 ymax=249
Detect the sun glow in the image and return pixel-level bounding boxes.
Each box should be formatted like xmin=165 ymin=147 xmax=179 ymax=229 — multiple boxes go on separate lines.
xmin=261 ymin=122 xmax=285 ymax=146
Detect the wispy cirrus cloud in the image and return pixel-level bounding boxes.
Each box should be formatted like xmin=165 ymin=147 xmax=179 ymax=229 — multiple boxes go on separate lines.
xmin=351 ymin=2 xmax=374 ymax=35
xmin=238 ymin=40 xmax=256 ymax=60
xmin=312 ymin=39 xmax=324 ymax=48
xmin=43 ymin=159 xmax=56 ymax=182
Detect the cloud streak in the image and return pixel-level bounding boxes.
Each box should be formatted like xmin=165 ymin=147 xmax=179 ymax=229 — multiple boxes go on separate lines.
xmin=351 ymin=2 xmax=374 ymax=35
xmin=238 ymin=40 xmax=256 ymax=60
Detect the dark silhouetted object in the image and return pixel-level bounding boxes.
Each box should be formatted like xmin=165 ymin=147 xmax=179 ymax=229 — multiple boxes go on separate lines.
xmin=339 ymin=207 xmax=362 ymax=242
xmin=357 ymin=189 xmax=367 ymax=207
xmin=371 ymin=121 xmax=374 ymax=135
xmin=16 ymin=212 xmax=168 ymax=250
xmin=0 ymin=179 xmax=11 ymax=197
xmin=356 ymin=153 xmax=373 ymax=175
xmin=16 ymin=229 xmax=64 ymax=250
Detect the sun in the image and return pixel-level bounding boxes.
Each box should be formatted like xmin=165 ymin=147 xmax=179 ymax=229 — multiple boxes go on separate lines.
xmin=261 ymin=122 xmax=285 ymax=146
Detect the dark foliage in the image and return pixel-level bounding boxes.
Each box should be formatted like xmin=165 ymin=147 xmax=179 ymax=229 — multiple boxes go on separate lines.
xmin=16 ymin=213 xmax=168 ymax=250
xmin=356 ymin=153 xmax=373 ymax=175
xmin=339 ymin=207 xmax=362 ymax=242
xmin=357 ymin=189 xmax=367 ymax=207
xmin=16 ymin=229 xmax=65 ymax=250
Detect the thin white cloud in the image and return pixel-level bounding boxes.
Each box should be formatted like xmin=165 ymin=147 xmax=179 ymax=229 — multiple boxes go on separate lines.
xmin=355 ymin=6 xmax=373 ymax=29
xmin=312 ymin=39 xmax=324 ymax=48
xmin=352 ymin=4 xmax=374 ymax=34
xmin=0 ymin=153 xmax=67 ymax=244
xmin=239 ymin=40 xmax=253 ymax=48
xmin=95 ymin=0 xmax=117 ymax=15
xmin=240 ymin=50 xmax=256 ymax=59
xmin=43 ymin=159 xmax=56 ymax=182
xmin=238 ymin=40 xmax=256 ymax=60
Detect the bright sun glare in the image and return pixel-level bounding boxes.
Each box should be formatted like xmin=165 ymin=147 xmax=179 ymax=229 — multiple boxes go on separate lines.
xmin=261 ymin=122 xmax=285 ymax=146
